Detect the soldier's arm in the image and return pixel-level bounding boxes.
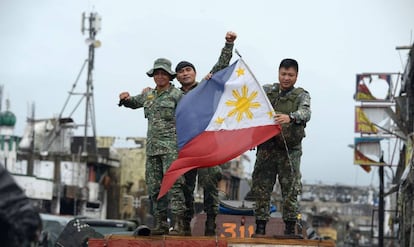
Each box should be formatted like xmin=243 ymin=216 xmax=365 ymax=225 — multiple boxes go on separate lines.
xmin=122 ymin=93 xmax=146 ymax=109
xmin=262 ymin=83 xmax=275 ymax=94
xmin=291 ymin=91 xmax=311 ymax=124
xmin=209 ymin=31 xmax=237 ymax=74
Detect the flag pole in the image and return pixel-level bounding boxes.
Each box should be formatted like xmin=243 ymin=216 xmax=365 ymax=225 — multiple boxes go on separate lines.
xmin=235 ymin=49 xmax=242 ymax=58
xmin=235 ymin=49 xmax=275 ymax=116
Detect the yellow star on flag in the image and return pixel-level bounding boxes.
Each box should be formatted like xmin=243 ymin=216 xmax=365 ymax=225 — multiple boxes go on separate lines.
xmin=236 ymin=67 xmax=245 ymax=77
xmin=267 ymin=111 xmax=274 ymax=118
xmin=215 ymin=116 xmax=225 ymax=124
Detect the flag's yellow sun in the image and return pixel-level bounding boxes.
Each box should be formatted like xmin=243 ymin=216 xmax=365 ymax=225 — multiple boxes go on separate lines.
xmin=226 ymin=85 xmax=261 ymax=122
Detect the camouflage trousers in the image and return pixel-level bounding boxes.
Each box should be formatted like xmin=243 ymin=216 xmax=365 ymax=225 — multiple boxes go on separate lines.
xmin=251 ymin=147 xmax=302 ymax=222
xmin=184 ymin=166 xmax=222 ymax=221
xmin=146 ymin=153 xmax=186 ymax=219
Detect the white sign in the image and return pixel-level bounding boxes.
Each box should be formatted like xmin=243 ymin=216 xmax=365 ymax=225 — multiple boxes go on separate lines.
xmin=61 ymin=161 xmax=86 ymax=187
xmin=34 ymin=160 xmax=54 ymax=179
xmin=13 ymin=175 xmax=53 ymax=200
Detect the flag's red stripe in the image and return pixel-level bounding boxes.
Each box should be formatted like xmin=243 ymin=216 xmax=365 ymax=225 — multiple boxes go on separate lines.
xmin=157 ymin=125 xmax=281 ymax=199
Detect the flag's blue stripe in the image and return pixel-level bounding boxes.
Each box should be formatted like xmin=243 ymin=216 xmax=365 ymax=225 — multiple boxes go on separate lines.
xmin=176 ymin=60 xmax=239 ymax=149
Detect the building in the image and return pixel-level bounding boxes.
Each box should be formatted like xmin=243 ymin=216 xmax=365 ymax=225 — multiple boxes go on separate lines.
xmin=0 ymin=96 xmax=120 ymax=218
xmin=394 ymin=43 xmax=414 ymax=247
xmin=300 ymin=183 xmax=379 ymax=246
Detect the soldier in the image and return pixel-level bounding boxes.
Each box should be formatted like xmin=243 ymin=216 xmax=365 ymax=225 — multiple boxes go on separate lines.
xmin=251 ymin=58 xmax=311 ymax=237
xmin=119 ymin=58 xmax=186 ymax=236
xmin=175 ymin=31 xmax=237 ymax=236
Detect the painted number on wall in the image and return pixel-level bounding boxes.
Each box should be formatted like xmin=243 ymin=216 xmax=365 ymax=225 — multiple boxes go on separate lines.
xmin=220 ymin=223 xmax=254 ymax=238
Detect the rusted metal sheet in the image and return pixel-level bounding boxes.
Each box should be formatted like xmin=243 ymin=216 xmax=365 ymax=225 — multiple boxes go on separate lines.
xmin=89 ymin=236 xmax=228 ymax=247
xmin=88 ymin=214 xmax=336 ymax=246
xmin=89 ymin=236 xmax=335 ymax=247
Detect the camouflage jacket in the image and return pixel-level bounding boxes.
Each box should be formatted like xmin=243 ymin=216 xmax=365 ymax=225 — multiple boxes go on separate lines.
xmin=210 ymin=42 xmax=234 ymax=74
xmin=260 ymin=83 xmax=311 ymax=149
xmin=123 ymin=84 xmax=183 ymax=155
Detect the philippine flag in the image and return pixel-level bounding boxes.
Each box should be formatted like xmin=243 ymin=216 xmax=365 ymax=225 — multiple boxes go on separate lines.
xmin=158 ymin=59 xmax=281 ymax=199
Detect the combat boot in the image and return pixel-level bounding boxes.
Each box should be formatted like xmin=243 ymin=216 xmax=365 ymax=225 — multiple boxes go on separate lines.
xmin=285 ymin=221 xmax=296 ymax=236
xmin=282 ymin=220 xmax=304 ymax=239
xmin=182 ymin=214 xmax=193 ymax=236
xmin=251 ymin=220 xmax=267 ymax=237
xmin=204 ymin=215 xmax=216 ymax=236
xmin=169 ymin=215 xmax=185 ymax=236
xmin=183 ymin=219 xmax=192 ymax=236
xmin=284 ymin=220 xmax=296 ymax=235
xmin=151 ymin=216 xmax=169 ymax=235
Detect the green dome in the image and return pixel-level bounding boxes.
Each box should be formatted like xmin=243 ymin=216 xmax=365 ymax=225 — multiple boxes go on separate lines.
xmin=0 ymin=111 xmax=16 ymax=126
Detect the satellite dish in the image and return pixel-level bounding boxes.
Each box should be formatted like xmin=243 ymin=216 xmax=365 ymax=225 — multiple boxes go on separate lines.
xmin=85 ymin=38 xmax=93 ymax=45
xmin=85 ymin=38 xmax=101 ymax=48
xmin=93 ymin=40 xmax=102 ymax=48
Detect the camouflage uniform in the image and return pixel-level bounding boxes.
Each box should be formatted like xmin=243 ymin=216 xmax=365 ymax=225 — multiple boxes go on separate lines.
xmin=252 ymin=83 xmax=311 ymax=223
xmin=123 ymin=84 xmax=185 ymax=228
xmin=183 ymin=164 xmax=222 ymax=234
xmin=182 ymin=42 xmax=234 ymax=235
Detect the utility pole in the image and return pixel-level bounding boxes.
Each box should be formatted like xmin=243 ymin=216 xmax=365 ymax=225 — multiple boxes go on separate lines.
xmin=378 ymin=163 xmax=384 ymax=247
xmin=80 ymin=12 xmax=101 ymax=156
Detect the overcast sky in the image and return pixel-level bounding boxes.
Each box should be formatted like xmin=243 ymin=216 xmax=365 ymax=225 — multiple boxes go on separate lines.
xmin=1 ymin=0 xmax=413 ymax=187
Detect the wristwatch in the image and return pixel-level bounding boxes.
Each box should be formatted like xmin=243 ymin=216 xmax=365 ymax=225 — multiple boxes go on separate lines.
xmin=289 ymin=113 xmax=295 ymax=123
